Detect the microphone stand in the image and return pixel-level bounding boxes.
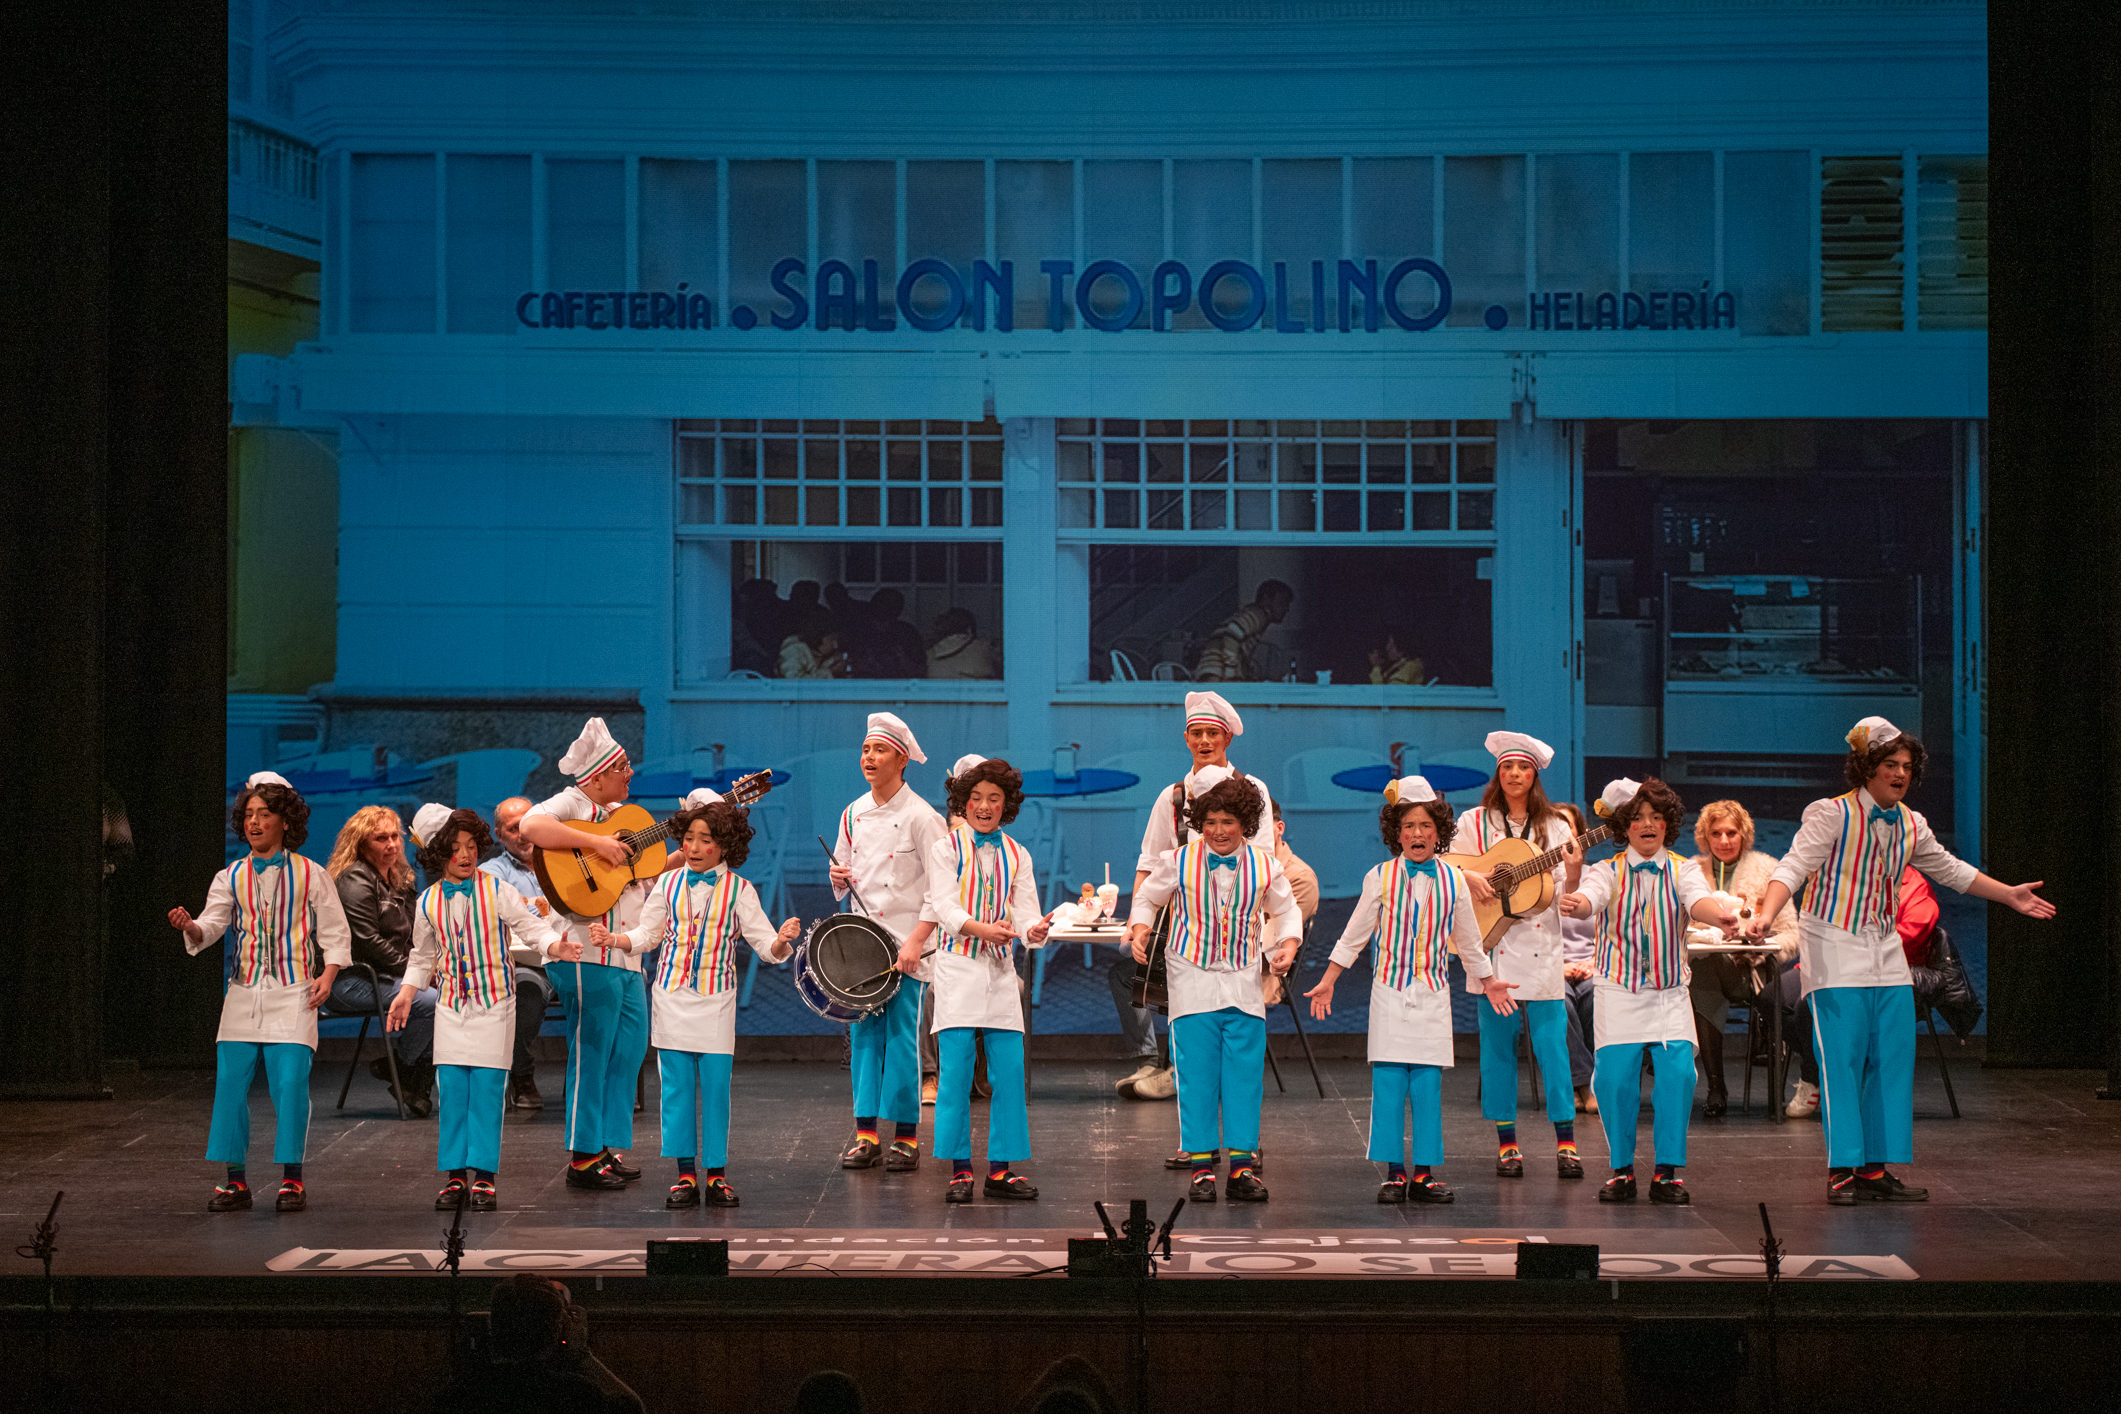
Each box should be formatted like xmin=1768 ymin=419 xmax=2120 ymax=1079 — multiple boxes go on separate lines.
xmin=1759 ymin=1202 xmax=1783 ymax=1414
xmin=16 ymin=1190 xmax=62 ymax=1357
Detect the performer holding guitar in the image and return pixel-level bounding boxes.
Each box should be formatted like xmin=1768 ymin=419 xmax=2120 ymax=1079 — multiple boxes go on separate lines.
xmin=1451 ymin=733 xmax=1587 ymax=1180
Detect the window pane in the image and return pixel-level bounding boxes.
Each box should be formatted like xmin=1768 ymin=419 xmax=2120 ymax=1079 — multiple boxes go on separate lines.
xmin=1104 ymin=490 xmax=1139 ymax=528
xmin=846 ymin=440 xmax=879 ymax=479
xmin=1235 ymin=490 xmax=1272 ymax=530
xmin=907 ymin=160 xmax=984 ymax=326
xmin=970 ymin=488 xmax=1002 ymax=526
xmin=1351 ymin=157 xmax=1434 ymax=261
xmin=1084 ymin=160 xmax=1160 ymax=329
xmin=1443 ymin=155 xmax=1525 ymax=327
xmin=446 ymin=155 xmax=529 ymax=333
xmin=1321 ymin=443 xmax=1361 ymax=483
xmin=1172 ymin=159 xmax=1250 ymax=329
xmin=1365 ymin=443 xmax=1406 ymax=484
xmin=997 ymin=160 xmax=1072 ymax=329
xmin=1628 ymin=152 xmax=1713 ymax=298
xmin=847 ymin=485 xmax=880 ymax=525
xmin=1059 ymin=488 xmax=1094 ymax=528
xmin=349 ymin=154 xmax=435 ymax=332
xmin=639 ymin=158 xmax=716 ymax=316
xmin=817 ymin=160 xmax=894 ymax=326
xmin=1279 ymin=489 xmax=1316 ymax=530
xmin=1458 ymin=441 xmax=1496 ymax=483
xmin=1536 ymin=153 xmax=1618 ymax=294
xmin=969 ymin=440 xmax=1003 ymax=481
xmin=679 ymin=484 xmax=715 ymax=525
xmin=1458 ymin=491 xmax=1495 ymax=530
xmin=1057 ymin=441 xmax=1091 ymax=482
xmin=724 ymin=484 xmax=756 ymax=525
xmin=764 ymin=485 xmax=797 ymax=525
xmin=1147 ymin=489 xmax=1183 ymax=531
xmin=1262 ymin=158 xmax=1341 ymax=328
xmin=1190 ymin=491 xmax=1227 ymax=530
xmin=1410 ymin=442 xmax=1448 ymax=483
xmin=1821 ymin=155 xmax=1904 ymax=332
xmin=1146 ymin=443 xmax=1184 ymax=482
xmin=1277 ymin=443 xmax=1316 ymax=482
xmin=1189 ymin=444 xmax=1228 ymax=482
xmin=1918 ymin=155 xmax=1987 ymax=331
xmin=728 ymin=160 xmax=805 ymax=326
xmin=547 ymin=159 xmax=624 ymax=291
xmin=763 ymin=439 xmax=797 ymax=479
xmin=1411 ymin=492 xmax=1450 ymax=530
xmin=805 ymin=486 xmax=839 ymax=525
xmin=801 ymin=439 xmax=837 ymax=479
xmin=1725 ymin=151 xmax=1811 ymax=335
xmin=888 ymin=488 xmax=922 ymax=526
xmin=928 ymin=441 xmax=962 ymax=480
xmin=1232 ymin=443 xmax=1271 ymax=482
xmin=1367 ymin=492 xmax=1405 ymax=532
xmin=1103 ymin=443 xmax=1139 ymax=482
xmin=887 ymin=441 xmax=922 ymax=481
xmin=1323 ymin=490 xmax=1360 ymax=531
xmin=929 ymin=487 xmax=963 ymax=526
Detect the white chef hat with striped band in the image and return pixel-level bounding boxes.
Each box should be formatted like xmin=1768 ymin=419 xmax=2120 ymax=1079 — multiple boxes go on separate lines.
xmin=863 ymin=711 xmax=927 ymax=765
xmin=558 ymin=716 xmax=628 ymax=782
xmin=1484 ymin=731 xmax=1554 ymax=770
xmin=1183 ymin=690 xmax=1243 ymax=738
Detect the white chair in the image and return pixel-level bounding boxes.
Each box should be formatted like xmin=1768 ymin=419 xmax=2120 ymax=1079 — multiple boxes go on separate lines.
xmin=1150 ymin=660 xmax=1192 ymax=681
xmin=1108 ymin=649 xmax=1142 ymax=681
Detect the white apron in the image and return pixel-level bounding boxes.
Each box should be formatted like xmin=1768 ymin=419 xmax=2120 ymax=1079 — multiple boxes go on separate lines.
xmin=651 ymin=986 xmax=738 ymax=1056
xmin=1366 ymin=982 xmax=1455 ymax=1067
xmin=218 ymin=979 xmax=320 ymax=1049
xmin=1592 ymin=979 xmax=1697 ymax=1049
xmin=1454 ymin=809 xmax=1571 ymax=1002
xmin=930 ymin=946 xmax=1028 ymax=1033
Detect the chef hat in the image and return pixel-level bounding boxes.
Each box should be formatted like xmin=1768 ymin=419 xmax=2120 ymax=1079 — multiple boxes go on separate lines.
xmin=1593 ymin=778 xmax=1643 ymax=818
xmin=1183 ymin=690 xmax=1243 ymax=738
xmin=948 ymin=753 xmax=986 ymax=780
xmin=246 ymin=770 xmax=293 ymax=789
xmin=1383 ymin=775 xmax=1437 ymax=805
xmin=1484 ymin=731 xmax=1554 ymax=770
xmin=1845 ymin=715 xmax=1901 ymax=754
xmin=409 ymin=802 xmax=452 ymax=848
xmin=558 ymin=716 xmax=628 ymax=781
xmin=681 ymin=787 xmax=724 ymax=810
xmin=862 ymin=711 xmax=926 ymax=765
xmin=1189 ymin=763 xmax=1237 ymax=795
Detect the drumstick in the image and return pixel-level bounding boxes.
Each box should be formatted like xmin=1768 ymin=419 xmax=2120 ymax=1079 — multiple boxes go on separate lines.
xmin=817 ymin=834 xmax=877 ymax=917
xmin=846 ymin=947 xmax=937 ymax=991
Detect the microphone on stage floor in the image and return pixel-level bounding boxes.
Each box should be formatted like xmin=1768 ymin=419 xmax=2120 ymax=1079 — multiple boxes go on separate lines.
xmin=1155 ymin=1198 xmax=1186 ymax=1260
xmin=14 ymin=1190 xmax=61 ymax=1283
xmin=1093 ymin=1201 xmax=1121 ymax=1242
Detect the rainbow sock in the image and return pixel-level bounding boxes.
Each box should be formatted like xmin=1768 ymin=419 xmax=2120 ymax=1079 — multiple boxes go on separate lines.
xmin=1554 ymin=1121 xmax=1575 ymax=1147
xmin=678 ymin=1158 xmax=697 ymax=1178
xmin=225 ymin=1167 xmax=247 ymax=1189
xmin=1387 ymin=1162 xmax=1406 ymax=1181
xmin=707 ymin=1165 xmax=724 ymax=1179
xmin=1655 ymin=1163 xmax=1680 ymax=1182
xmin=1229 ymin=1150 xmax=1256 ymax=1179
xmin=1496 ymin=1122 xmax=1521 ymax=1159
xmin=953 ymin=1158 xmax=974 ymax=1179
xmin=1190 ymin=1152 xmax=1216 ymax=1179
xmin=852 ymin=1127 xmax=879 ymax=1148
xmin=1857 ymin=1164 xmax=1885 ymax=1181
xmin=989 ymin=1164 xmax=1010 ymax=1182
xmin=1411 ymin=1166 xmax=1432 ymax=1183
xmin=894 ymin=1121 xmax=919 ymax=1142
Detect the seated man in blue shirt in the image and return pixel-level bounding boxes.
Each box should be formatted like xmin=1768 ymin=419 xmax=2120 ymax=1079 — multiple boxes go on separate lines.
xmin=482 ymin=795 xmax=558 ymax=1111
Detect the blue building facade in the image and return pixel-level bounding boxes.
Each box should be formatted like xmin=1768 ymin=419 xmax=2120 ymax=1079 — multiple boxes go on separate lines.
xmin=236 ymin=1 xmax=1988 ymax=894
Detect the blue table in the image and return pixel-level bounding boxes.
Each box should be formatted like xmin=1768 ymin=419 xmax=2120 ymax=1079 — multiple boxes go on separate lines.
xmin=1018 ymin=768 xmax=1139 ymax=798
xmin=1331 ymin=763 xmax=1490 ymax=795
xmin=632 ymin=767 xmax=792 ymax=798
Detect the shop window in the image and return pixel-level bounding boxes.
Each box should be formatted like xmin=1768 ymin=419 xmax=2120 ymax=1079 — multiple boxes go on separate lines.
xmin=640 ymin=158 xmax=718 ymax=301
xmin=1056 ymin=419 xmax=1498 ymax=538
xmin=1352 ymin=157 xmax=1435 ymax=261
xmin=546 ymin=159 xmax=624 ymax=292
xmin=1821 ymin=155 xmax=1904 ymax=332
xmin=1172 ymin=160 xmax=1252 ymax=331
xmin=1723 ymin=151 xmax=1811 ymax=336
xmin=1536 ymin=153 xmax=1618 ymax=295
xmin=907 ymin=161 xmax=985 ymax=327
xmin=446 ymin=155 xmax=530 ymax=334
xmin=817 ymin=160 xmax=895 ymax=326
xmin=1089 ymin=546 xmax=1490 ymax=687
xmin=727 ymin=541 xmax=1003 ymax=680
xmin=1083 ymin=161 xmax=1161 ymax=329
xmin=677 ymin=419 xmax=1005 ymax=531
xmin=1918 ymin=155 xmax=1987 ymax=331
xmin=728 ymin=160 xmax=805 ymax=326
xmin=1627 ymin=152 xmax=1713 ymax=299
xmin=997 ymin=160 xmax=1072 ymax=330
xmin=1443 ymin=155 xmax=1525 ymax=328
xmin=1262 ymin=158 xmax=1343 ymax=329
xmin=349 ymin=153 xmax=436 ymax=333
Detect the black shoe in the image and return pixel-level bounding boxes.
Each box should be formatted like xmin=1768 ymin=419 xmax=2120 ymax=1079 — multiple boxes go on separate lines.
xmin=1828 ymin=1173 xmax=1858 ymax=1206
xmin=275 ymin=1180 xmax=307 ymax=1212
xmin=946 ymin=1174 xmax=975 ymax=1203
xmin=207 ymin=1183 xmax=253 ymax=1212
xmin=435 ymin=1179 xmax=468 ymax=1211
xmin=885 ymin=1140 xmax=921 ymax=1173
xmin=842 ymin=1138 xmax=883 ymax=1169
xmin=1377 ymin=1177 xmax=1407 ymax=1204
xmin=1407 ymin=1175 xmax=1455 ymax=1205
xmin=1226 ymin=1171 xmax=1270 ymax=1202
xmin=597 ymin=1151 xmax=641 ymax=1181
xmin=1598 ymin=1175 xmax=1638 ymax=1203
xmin=702 ymin=1177 xmax=740 ymax=1208
xmin=1650 ymin=1176 xmax=1691 ymax=1205
xmin=469 ymin=1183 xmax=498 ymax=1213
xmin=1557 ymin=1151 xmax=1585 ymax=1180
xmin=1496 ymin=1151 xmax=1524 ymax=1179
xmin=1166 ymin=1148 xmax=1211 ymax=1171
xmin=508 ymin=1075 xmax=543 ymax=1110
xmin=984 ymin=1171 xmax=1038 ymax=1200
xmin=1702 ymin=1089 xmax=1728 ymax=1119
xmin=1188 ymin=1172 xmax=1217 ymax=1203
xmin=666 ymin=1178 xmax=701 ymax=1209
xmin=566 ymin=1162 xmax=628 ymax=1191
xmin=1852 ymin=1169 xmax=1928 ymax=1202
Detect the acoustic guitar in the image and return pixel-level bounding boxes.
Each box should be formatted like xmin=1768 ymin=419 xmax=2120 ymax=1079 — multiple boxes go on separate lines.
xmin=532 ymin=770 xmax=775 ymax=919
xmin=1441 ymin=819 xmax=1615 ymax=947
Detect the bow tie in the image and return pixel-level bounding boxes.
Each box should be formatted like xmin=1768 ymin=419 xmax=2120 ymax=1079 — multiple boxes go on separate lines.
xmin=441 ymin=878 xmax=476 ymax=899
xmin=1867 ymin=805 xmax=1901 ymax=826
xmin=686 ymin=868 xmax=720 ymax=888
xmin=1207 ymin=852 xmax=1239 ymax=871
xmin=971 ymin=830 xmax=1003 ymax=850
xmin=1629 ymin=860 xmax=1664 ymax=875
xmin=252 ymin=852 xmax=288 ymax=871
xmin=1402 ymin=857 xmax=1438 ymax=878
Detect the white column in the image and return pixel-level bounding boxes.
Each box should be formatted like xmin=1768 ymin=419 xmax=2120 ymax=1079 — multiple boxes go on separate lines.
xmin=1003 ymin=417 xmax=1057 ymax=760
xmin=1490 ymin=416 xmax=1580 ymax=800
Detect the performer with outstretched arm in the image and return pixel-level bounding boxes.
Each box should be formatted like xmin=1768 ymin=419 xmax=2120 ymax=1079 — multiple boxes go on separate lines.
xmin=1746 ymin=716 xmax=2054 ymax=1204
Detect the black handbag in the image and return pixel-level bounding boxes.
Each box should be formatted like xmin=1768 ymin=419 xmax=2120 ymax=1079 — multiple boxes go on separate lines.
xmin=1909 ymin=927 xmax=1984 ymax=1037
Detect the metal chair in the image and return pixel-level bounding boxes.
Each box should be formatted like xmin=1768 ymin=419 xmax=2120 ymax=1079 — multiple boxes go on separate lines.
xmin=1150 ymin=660 xmax=1192 ymax=681
xmin=1108 ymin=648 xmax=1142 ymax=681
xmin=319 ymin=961 xmax=408 ymax=1120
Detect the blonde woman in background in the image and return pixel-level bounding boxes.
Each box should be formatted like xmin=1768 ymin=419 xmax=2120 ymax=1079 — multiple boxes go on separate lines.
xmin=325 ymin=805 xmax=438 ymax=1115
xmin=1686 ymin=799 xmax=1816 ymax=1119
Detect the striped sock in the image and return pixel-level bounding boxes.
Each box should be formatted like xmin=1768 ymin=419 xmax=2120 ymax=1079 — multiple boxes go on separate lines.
xmin=894 ymin=1121 xmax=919 ymax=1142
xmin=707 ymin=1166 xmax=724 ymax=1179
xmin=1229 ymin=1150 xmax=1256 ymax=1178
xmin=1411 ymin=1166 xmax=1432 ymax=1183
xmin=1554 ymin=1121 xmax=1575 ymax=1147
xmin=989 ymin=1164 xmax=1010 ymax=1182
xmin=953 ymin=1158 xmax=974 ymax=1179
xmin=1611 ymin=1164 xmax=1635 ymax=1179
xmin=282 ymin=1163 xmax=303 ymax=1182
xmin=1830 ymin=1167 xmax=1855 ymax=1191
xmin=1857 ymin=1164 xmax=1885 ymax=1181
xmin=1190 ymin=1152 xmax=1217 ymax=1179
xmin=472 ymin=1169 xmax=494 ymax=1184
xmin=852 ymin=1127 xmax=879 ymax=1147
xmin=678 ymin=1158 xmax=697 ymax=1179
xmin=1654 ymin=1163 xmax=1679 ymax=1181
xmin=570 ymin=1151 xmax=603 ymax=1170
xmin=226 ymin=1166 xmax=247 ymax=1189
xmin=1387 ymin=1162 xmax=1407 ymax=1181
xmin=1496 ymin=1122 xmax=1521 ymax=1159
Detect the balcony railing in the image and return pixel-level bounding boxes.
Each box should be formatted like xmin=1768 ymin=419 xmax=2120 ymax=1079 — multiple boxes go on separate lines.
xmin=228 ymin=115 xmax=320 ymax=249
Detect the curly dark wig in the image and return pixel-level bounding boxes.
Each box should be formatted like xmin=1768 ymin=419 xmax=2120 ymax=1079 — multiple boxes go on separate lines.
xmin=231 ymin=782 xmax=310 ymax=852
xmin=945 ymin=758 xmax=1025 ymax=825
xmin=1611 ymin=777 xmax=1686 ymax=843
xmin=1380 ymin=797 xmax=1456 ymax=856
xmin=416 ymin=808 xmax=496 ymax=880
xmin=1187 ymin=776 xmax=1264 ymax=838
xmin=667 ymin=800 xmax=754 ymax=870
xmin=1845 ymin=733 xmax=1927 ymax=792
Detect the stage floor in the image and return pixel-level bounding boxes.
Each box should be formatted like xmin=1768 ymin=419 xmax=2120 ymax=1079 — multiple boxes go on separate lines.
xmin=3 ymin=1054 xmax=2113 ymax=1282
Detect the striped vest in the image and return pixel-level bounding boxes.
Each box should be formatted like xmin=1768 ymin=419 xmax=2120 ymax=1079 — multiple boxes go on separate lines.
xmin=1368 ymin=857 xmax=1461 ymax=992
xmin=1796 ymin=792 xmax=1920 ymax=936
xmin=228 ymin=853 xmax=324 ymax=987
xmin=418 ymin=875 xmax=515 ymax=1010
xmin=940 ymin=826 xmax=1029 ymax=958
xmin=650 ymin=869 xmax=748 ymax=996
xmin=1163 ymin=841 xmax=1272 ymax=970
xmin=1595 ymin=852 xmax=1688 ymax=992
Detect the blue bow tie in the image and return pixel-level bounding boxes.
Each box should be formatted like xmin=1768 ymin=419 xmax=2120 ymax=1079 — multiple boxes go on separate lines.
xmin=1402 ymin=857 xmax=1438 ymax=878
xmin=252 ymin=852 xmax=288 ymax=871
xmin=686 ymin=868 xmax=720 ymax=888
xmin=1207 ymin=852 xmax=1239 ymax=871
xmin=1629 ymin=860 xmax=1664 ymax=875
xmin=1868 ymin=805 xmax=1901 ymax=826
xmin=441 ymin=878 xmax=476 ymax=899
xmin=971 ymin=830 xmax=1004 ymax=850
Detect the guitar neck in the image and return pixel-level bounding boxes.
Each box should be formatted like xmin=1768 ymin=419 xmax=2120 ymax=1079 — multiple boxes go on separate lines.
xmin=1500 ymin=823 xmax=1615 ymax=884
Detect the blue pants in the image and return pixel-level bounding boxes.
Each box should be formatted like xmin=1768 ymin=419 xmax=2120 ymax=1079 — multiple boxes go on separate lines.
xmin=436 ymin=1065 xmax=507 ymax=1174
xmin=658 ymin=1049 xmax=734 ymax=1167
xmin=1368 ymin=1062 xmax=1445 ymax=1166
xmin=1478 ymin=995 xmax=1576 ymax=1123
xmin=935 ymin=1028 xmax=1030 ymax=1164
xmin=850 ymin=978 xmax=926 ymax=1127
xmin=1810 ymin=985 xmax=1915 ymax=1168
xmin=1592 ymin=1040 xmax=1695 ymax=1169
xmin=205 ymin=1041 xmax=312 ymax=1166
xmin=551 ymin=960 xmax=650 ymax=1154
xmin=1171 ymin=1008 xmax=1266 ymax=1155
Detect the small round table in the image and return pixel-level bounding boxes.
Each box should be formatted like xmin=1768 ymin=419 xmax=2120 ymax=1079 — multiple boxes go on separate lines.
xmin=1016 ymin=769 xmax=1140 ymax=1006
xmin=1330 ymin=763 xmax=1490 ymax=795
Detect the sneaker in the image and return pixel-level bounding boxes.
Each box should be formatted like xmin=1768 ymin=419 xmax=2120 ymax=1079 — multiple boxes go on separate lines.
xmin=921 ymin=1075 xmax=938 ymax=1106
xmin=1116 ymin=1060 xmax=1161 ymax=1089
xmin=1786 ymin=1081 xmax=1820 ymax=1119
xmin=207 ymin=1183 xmax=252 ymax=1212
xmin=1119 ymin=1066 xmax=1177 ymax=1101
xmin=1649 ymin=1176 xmax=1690 ymax=1205
xmin=508 ymin=1075 xmax=543 ymax=1110
xmin=1851 ymin=1169 xmax=1928 ymax=1202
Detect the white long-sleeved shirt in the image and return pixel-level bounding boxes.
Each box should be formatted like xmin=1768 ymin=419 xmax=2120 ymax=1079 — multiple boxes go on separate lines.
xmin=188 ymin=853 xmax=353 ymax=971
xmin=1328 ymin=858 xmax=1494 ymax=983
xmin=1133 ymin=765 xmax=1276 ymax=876
xmin=1129 ymin=844 xmax=1301 ymax=1019
xmin=400 ymin=878 xmax=563 ymax=993
xmin=832 ymin=782 xmax=948 ymax=978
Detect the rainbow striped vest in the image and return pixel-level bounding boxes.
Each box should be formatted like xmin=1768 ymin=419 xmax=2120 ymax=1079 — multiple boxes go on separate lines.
xmin=1163 ymin=841 xmax=1272 ymax=971
xmin=940 ymin=826 xmax=1030 ymax=958
xmin=1796 ymin=791 xmax=1920 ymax=936
xmin=649 ymin=868 xmax=749 ymax=996
xmin=228 ymin=852 xmax=325 ymax=987
xmin=1594 ymin=852 xmax=1689 ymax=992
xmin=417 ymin=874 xmax=516 ymax=1011
xmin=1368 ymin=857 xmax=1462 ymax=992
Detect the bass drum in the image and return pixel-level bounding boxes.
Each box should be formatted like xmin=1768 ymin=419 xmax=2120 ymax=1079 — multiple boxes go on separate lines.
xmin=794 ymin=914 xmax=903 ymax=1023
